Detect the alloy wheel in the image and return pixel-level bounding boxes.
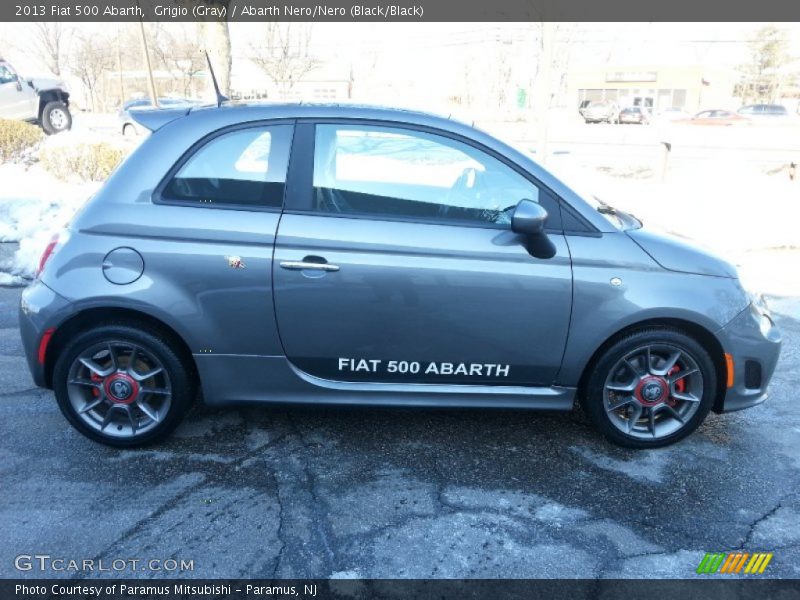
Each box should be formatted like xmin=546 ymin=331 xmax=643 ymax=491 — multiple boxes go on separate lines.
xmin=66 ymin=341 xmax=172 ymax=439
xmin=603 ymin=343 xmax=703 ymax=440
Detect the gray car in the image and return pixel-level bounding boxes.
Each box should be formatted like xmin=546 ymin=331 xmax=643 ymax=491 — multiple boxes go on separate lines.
xmin=19 ymin=103 xmax=781 ymax=449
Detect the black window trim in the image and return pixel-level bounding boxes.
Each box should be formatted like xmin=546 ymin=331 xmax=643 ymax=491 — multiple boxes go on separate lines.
xmin=283 ymin=117 xmax=604 ymax=235
xmin=152 ymin=118 xmax=296 ymax=213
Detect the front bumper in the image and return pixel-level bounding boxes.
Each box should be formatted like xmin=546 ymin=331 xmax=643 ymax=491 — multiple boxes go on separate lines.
xmin=19 ymin=279 xmax=73 ymax=388
xmin=716 ymin=300 xmax=781 ymax=412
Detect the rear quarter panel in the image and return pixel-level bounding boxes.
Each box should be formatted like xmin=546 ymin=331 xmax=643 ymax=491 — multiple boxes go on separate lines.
xmin=40 ymin=111 xmax=290 ymax=358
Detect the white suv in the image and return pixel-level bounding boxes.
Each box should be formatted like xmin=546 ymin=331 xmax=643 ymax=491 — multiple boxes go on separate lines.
xmin=0 ymin=59 xmax=72 ymax=134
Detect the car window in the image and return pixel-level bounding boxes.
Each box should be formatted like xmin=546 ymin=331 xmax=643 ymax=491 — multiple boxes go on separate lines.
xmin=312 ymin=124 xmax=542 ymax=228
xmin=163 ymin=125 xmax=292 ymax=209
xmin=0 ymin=64 xmax=16 ymax=85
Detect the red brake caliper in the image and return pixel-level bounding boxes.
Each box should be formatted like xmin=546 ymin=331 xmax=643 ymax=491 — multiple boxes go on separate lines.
xmin=90 ymin=372 xmax=103 ymax=397
xmin=667 ymin=366 xmax=684 ymax=406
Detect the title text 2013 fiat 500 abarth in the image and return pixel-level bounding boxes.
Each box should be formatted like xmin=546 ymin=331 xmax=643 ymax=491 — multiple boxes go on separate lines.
xmin=19 ymin=103 xmax=781 ymax=448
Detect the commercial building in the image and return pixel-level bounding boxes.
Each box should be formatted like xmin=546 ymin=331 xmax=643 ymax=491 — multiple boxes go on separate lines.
xmin=568 ymin=65 xmax=739 ymax=112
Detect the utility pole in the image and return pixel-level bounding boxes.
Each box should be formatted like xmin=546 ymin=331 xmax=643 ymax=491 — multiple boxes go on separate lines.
xmin=136 ymin=2 xmax=158 ymax=108
xmin=536 ymin=22 xmax=554 ymax=165
xmin=116 ymin=25 xmax=125 ymax=108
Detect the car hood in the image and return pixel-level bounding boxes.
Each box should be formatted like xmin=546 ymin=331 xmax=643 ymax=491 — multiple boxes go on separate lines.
xmin=26 ymin=77 xmax=68 ymax=93
xmin=626 ymin=227 xmax=738 ymax=278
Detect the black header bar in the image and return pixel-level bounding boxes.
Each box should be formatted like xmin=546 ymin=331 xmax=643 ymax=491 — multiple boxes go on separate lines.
xmin=4 ymin=0 xmax=800 ymax=22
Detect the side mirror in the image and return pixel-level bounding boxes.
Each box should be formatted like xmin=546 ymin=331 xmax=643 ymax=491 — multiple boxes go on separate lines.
xmin=511 ymin=198 xmax=547 ymax=236
xmin=511 ymin=199 xmax=557 ymax=259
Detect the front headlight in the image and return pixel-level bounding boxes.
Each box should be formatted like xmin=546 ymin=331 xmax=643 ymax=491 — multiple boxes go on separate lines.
xmin=749 ymin=289 xmax=770 ymax=314
xmin=735 ymin=265 xmax=770 ymax=314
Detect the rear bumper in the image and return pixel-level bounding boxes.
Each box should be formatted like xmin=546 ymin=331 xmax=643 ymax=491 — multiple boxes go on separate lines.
xmin=716 ymin=301 xmax=781 ymax=413
xmin=19 ymin=279 xmax=72 ymax=388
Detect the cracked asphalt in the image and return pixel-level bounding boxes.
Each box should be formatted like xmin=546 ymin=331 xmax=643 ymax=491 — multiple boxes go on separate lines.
xmin=1 ymin=285 xmax=799 ymax=579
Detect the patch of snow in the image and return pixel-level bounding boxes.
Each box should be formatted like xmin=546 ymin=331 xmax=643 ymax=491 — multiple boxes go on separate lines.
xmin=533 ymin=503 xmax=588 ymax=525
xmin=329 ymin=570 xmax=362 ymax=579
xmin=570 ymin=446 xmax=668 ymax=484
xmin=0 ymin=163 xmax=99 ymax=277
xmin=0 ymin=272 xmax=27 ymax=286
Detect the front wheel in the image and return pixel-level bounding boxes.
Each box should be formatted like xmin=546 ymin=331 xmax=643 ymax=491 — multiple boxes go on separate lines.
xmin=53 ymin=324 xmax=196 ymax=447
xmin=581 ymin=329 xmax=716 ymax=448
xmin=41 ymin=100 xmax=72 ymax=135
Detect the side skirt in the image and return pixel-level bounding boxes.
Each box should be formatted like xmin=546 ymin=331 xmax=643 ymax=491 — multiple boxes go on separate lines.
xmin=195 ymin=354 xmax=575 ymax=410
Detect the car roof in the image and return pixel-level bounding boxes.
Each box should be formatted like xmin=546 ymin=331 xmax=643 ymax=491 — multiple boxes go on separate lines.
xmin=131 ymin=100 xmax=480 ymax=136
xmin=195 ymin=100 xmax=460 ymax=122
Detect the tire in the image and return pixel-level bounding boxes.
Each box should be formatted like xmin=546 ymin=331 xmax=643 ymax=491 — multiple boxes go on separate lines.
xmin=580 ymin=328 xmax=716 ymax=448
xmin=53 ymin=323 xmax=196 ymax=447
xmin=123 ymin=123 xmax=137 ymax=137
xmin=41 ymin=100 xmax=72 ymax=135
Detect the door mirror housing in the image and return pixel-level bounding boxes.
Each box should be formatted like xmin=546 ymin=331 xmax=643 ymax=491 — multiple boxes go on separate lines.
xmin=511 ymin=199 xmax=557 ymax=259
xmin=511 ymin=198 xmax=547 ymax=236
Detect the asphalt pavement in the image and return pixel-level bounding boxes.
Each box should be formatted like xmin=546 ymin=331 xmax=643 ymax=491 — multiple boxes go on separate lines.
xmin=1 ymin=285 xmax=799 ymax=579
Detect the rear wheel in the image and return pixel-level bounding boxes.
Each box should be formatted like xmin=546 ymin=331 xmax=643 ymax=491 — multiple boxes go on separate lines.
xmin=41 ymin=100 xmax=72 ymax=134
xmin=581 ymin=328 xmax=716 ymax=448
xmin=53 ymin=324 xmax=196 ymax=447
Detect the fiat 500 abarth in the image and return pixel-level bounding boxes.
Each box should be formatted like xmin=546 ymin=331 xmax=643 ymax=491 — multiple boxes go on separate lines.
xmin=19 ymin=103 xmax=781 ymax=448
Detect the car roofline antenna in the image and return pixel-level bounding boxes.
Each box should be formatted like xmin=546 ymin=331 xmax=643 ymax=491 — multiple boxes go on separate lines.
xmin=205 ymin=51 xmax=229 ymax=107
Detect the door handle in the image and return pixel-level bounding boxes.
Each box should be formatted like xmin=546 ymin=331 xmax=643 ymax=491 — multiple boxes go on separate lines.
xmin=279 ymin=260 xmax=340 ymax=272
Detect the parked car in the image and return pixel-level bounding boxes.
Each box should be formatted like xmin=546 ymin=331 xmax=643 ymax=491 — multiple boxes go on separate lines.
xmin=119 ymin=97 xmax=199 ymax=136
xmin=618 ymin=106 xmax=650 ymax=124
xmin=582 ymin=101 xmax=619 ymax=124
xmin=675 ymin=109 xmax=750 ymax=126
xmin=737 ymin=104 xmax=788 ymax=118
xmin=654 ymin=107 xmax=690 ymax=122
xmin=20 ymin=103 xmax=781 ymax=449
xmin=0 ymin=58 xmax=71 ymax=134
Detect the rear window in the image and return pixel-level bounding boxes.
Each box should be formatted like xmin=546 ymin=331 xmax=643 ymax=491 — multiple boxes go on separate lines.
xmin=162 ymin=125 xmax=293 ymax=209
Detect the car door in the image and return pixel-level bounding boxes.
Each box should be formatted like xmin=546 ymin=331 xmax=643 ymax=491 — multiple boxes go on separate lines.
xmin=272 ymin=122 xmax=573 ymax=387
xmin=0 ymin=64 xmax=32 ymax=120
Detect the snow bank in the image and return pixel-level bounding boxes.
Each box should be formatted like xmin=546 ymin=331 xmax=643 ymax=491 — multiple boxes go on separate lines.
xmin=0 ymin=162 xmax=99 ymax=278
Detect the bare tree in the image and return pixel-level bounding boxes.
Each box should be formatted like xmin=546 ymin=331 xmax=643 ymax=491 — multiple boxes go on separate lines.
xmin=149 ymin=24 xmax=206 ymax=98
xmin=492 ymin=37 xmax=514 ymax=108
xmin=169 ymin=0 xmax=231 ymax=98
xmin=737 ymin=25 xmax=792 ymax=104
xmin=29 ymin=23 xmax=71 ymax=77
xmin=197 ymin=21 xmax=231 ymax=99
xmin=250 ymin=24 xmax=320 ymax=96
xmin=69 ymin=33 xmax=114 ymax=111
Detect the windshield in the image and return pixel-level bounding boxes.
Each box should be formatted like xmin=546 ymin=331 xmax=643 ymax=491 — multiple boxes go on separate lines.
xmin=545 ymin=163 xmax=639 ymax=230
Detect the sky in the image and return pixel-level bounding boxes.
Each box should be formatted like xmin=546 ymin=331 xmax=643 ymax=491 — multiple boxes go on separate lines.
xmin=2 ymin=22 xmax=797 ymax=76
xmin=1 ymin=21 xmax=796 ymax=114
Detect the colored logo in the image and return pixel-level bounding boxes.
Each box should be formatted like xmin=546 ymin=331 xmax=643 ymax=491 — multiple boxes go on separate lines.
xmin=696 ymin=552 xmax=773 ymax=574
xmin=226 ymin=256 xmax=245 ymax=269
